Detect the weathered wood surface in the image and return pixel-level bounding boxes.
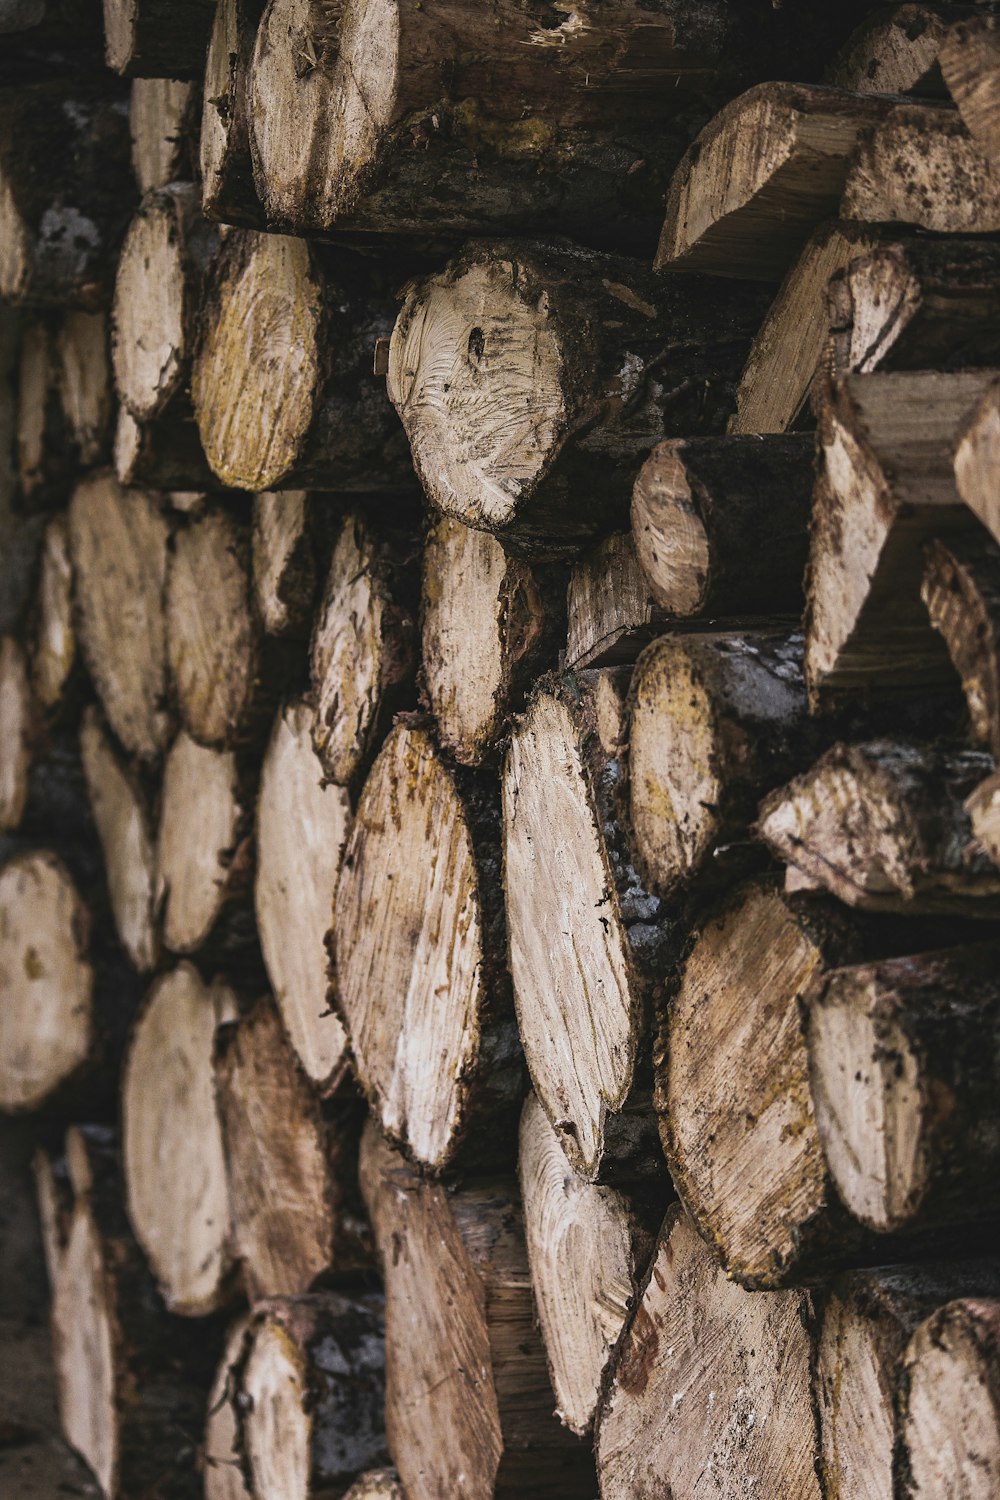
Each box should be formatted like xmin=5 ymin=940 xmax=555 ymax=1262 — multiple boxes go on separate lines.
xmin=941 ymin=14 xmax=1000 ymax=165
xmin=842 ymin=102 xmax=1000 ymax=233
xmin=900 ymin=1296 xmax=1000 ymax=1499
xmin=103 ymin=0 xmax=215 ymax=77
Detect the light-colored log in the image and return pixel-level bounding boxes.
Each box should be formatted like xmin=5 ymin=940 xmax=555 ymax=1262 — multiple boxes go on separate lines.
xmin=102 ymin=0 xmax=215 ymax=77
xmin=900 ymin=1297 xmax=1000 ymax=1499
xmin=31 ymin=518 xmax=75 ymax=715
xmin=827 ymin=4 xmax=956 ymax=96
xmin=56 ymin=308 xmax=111 ymax=465
xmin=954 ymin=376 xmax=1000 ymax=547
xmin=940 ymin=15 xmax=1000 ymax=165
xmin=203 ymin=1315 xmax=253 ymax=1500
xmin=565 ymin=532 xmax=663 ymax=672
xmin=842 ymin=102 xmax=1000 ymax=233
xmin=0 ymin=634 xmax=32 ymax=831
xmin=200 ymin=0 xmax=266 ymax=225
xmin=251 ymin=489 xmax=316 ymax=637
xmin=129 ymin=77 xmax=197 ymax=192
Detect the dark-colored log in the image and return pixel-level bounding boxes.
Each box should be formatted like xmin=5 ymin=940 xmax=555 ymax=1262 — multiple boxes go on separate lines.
xmin=103 ymin=0 xmax=216 ymax=78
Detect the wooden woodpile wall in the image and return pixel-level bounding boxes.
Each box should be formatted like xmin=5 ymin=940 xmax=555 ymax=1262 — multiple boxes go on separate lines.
xmin=3 ymin=1 xmax=1000 ymax=1497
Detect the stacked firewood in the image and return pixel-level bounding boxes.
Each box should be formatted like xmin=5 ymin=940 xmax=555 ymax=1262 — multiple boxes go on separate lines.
xmin=2 ymin=1 xmax=1000 ymax=1497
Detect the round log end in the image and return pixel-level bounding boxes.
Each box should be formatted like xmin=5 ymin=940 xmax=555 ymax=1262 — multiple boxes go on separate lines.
xmin=51 ymin=1188 xmax=117 ymax=1494
xmin=903 ymin=1298 xmax=1000 ymax=1499
xmin=631 ymin=442 xmax=710 ymax=615
xmin=112 ymin=189 xmax=190 ymax=422
xmin=0 ymin=635 xmax=32 ymax=832
xmin=157 ymin=730 xmax=241 ymax=954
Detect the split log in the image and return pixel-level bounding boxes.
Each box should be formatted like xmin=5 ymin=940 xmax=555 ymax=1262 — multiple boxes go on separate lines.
xmin=0 ymin=84 xmax=133 ymax=307
xmin=203 ymin=1315 xmax=253 ymax=1500
xmin=68 ymin=472 xmax=173 ymax=762
xmin=309 ymin=509 xmax=419 ymax=789
xmin=103 ymin=0 xmax=216 ymax=77
xmin=807 ymin=942 xmax=1000 ymax=1242
xmin=345 ymin=1473 xmax=406 ymax=1500
xmin=825 ymin=239 xmax=1000 ymax=386
xmin=900 ymin=1297 xmax=1000 ymax=1499
xmin=954 ymin=377 xmax=1000 ymax=546
xmin=628 ymin=631 xmax=812 ymax=898
xmin=841 ymin=103 xmax=1000 ymax=234
xmin=111 ymin=184 xmax=221 ymax=476
xmin=199 ymin=0 xmax=267 ymax=226
xmin=39 ymin=1125 xmax=219 ymax=1499
xmin=655 ymin=83 xmax=892 ymax=280
xmin=503 ymin=670 xmax=672 ymax=1183
xmin=758 ymin=740 xmax=1000 ymax=916
xmin=113 ymin=400 xmax=218 ymax=490
xmin=130 ymin=77 xmax=198 ymax=192
xmin=423 ymin=515 xmax=563 ymax=762
xmin=223 ymin=1294 xmax=389 ymax=1500
xmin=518 ymin=1092 xmax=659 ymax=1438
xmin=387 ymin=240 xmax=765 ymax=556
xmin=0 ymin=636 xmax=32 ymax=832
xmin=122 ymin=963 xmax=237 ymax=1316
xmin=630 ymin=435 xmax=813 ymax=617
xmin=155 ymin=729 xmax=255 ymax=968
xmin=359 ymin=1124 xmax=590 ymax=1500
xmin=595 ymin=1205 xmax=821 ymax=1500
xmin=729 ymin=220 xmax=877 ymax=433
xmin=817 ymin=1262 xmax=1000 ymax=1500
xmin=827 ymin=3 xmax=956 ymax=96
xmin=192 ymin=230 xmax=412 ymax=493
xmin=806 ymin=369 xmax=997 ymax=709
xmin=941 ymin=15 xmax=1000 ymax=168
xmin=56 ymin=308 xmax=112 ymax=465
xmin=333 ymin=722 xmax=522 ymax=1174
xmin=80 ymin=706 xmax=159 ymax=973
xmin=923 ymin=535 xmax=1000 ymax=754
xmin=564 ymin=533 xmax=663 ymax=672
xmin=31 ymin=516 xmax=76 ymax=715
xmin=214 ymin=998 xmax=371 ymax=1300
xmin=252 ymin=489 xmax=318 ymax=637
xmin=255 ymin=698 xmax=352 ymax=1095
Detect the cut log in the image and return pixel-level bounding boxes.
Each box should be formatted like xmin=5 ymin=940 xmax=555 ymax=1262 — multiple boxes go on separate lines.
xmin=423 ymin=515 xmax=563 ymax=762
xmin=655 ymin=83 xmax=892 ymax=280
xmin=954 ymin=377 xmax=1000 ymax=547
xmin=40 ymin=1124 xmax=220 ymax=1499
xmin=80 ymin=706 xmax=159 ymax=973
xmin=310 ymin=509 xmax=419 ymax=789
xmin=0 ymin=635 xmax=32 ymax=832
xmin=130 ymin=77 xmax=197 ymax=192
xmin=359 ymin=1124 xmax=590 ymax=1500
xmin=841 ymin=103 xmax=1000 ymax=234
xmin=595 ymin=1205 xmax=821 ymax=1500
xmin=56 ymin=308 xmax=111 ymax=466
xmin=255 ymin=698 xmax=351 ymax=1095
xmin=388 ymin=240 xmax=765 ymax=556
xmin=214 ymin=998 xmax=371 ymax=1300
xmin=192 ymin=230 xmax=412 ymax=493
xmin=503 ymin=670 xmax=671 ymax=1183
xmin=252 ymin=489 xmax=318 ymax=637
xmin=0 ymin=83 xmax=133 ymax=307
xmin=941 ymin=15 xmax=1000 ymax=166
xmin=758 ymin=740 xmax=1000 ymax=916
xmin=817 ymin=1262 xmax=1000 ymax=1500
xmin=729 ymin=220 xmax=878 ymax=433
xmin=113 ymin=401 xmax=217 ymax=491
xmin=967 ymin=770 xmax=1000 ymax=870
xmin=103 ymin=0 xmax=215 ymax=77
xmin=16 ymin=316 xmax=73 ymax=508
xmin=630 ymin=435 xmax=813 ymax=617
xmin=922 ymin=535 xmax=1000 ymax=754
xmin=628 ymin=631 xmax=811 ymax=898
xmin=227 ymin=1294 xmax=389 ymax=1500
xmin=900 ymin=1297 xmax=1000 ymax=1499
xmin=68 ymin=472 xmax=172 ymax=762
xmin=827 ymin=4 xmax=956 ymax=96
xmin=518 ymin=1092 xmax=659 ymax=1438
xmin=203 ymin=1315 xmax=253 ymax=1500
xmin=199 ymin=0 xmax=267 ymax=226
xmin=807 ymin=942 xmax=1000 ymax=1242
xmin=122 ymin=963 xmax=236 ymax=1316
xmin=565 ymin=532 xmax=664 ymax=672
xmin=333 ymin=722 xmax=521 ymax=1174
xmin=806 ymin=369 xmax=997 ymax=709
xmin=0 ymin=636 xmax=94 ymax=844
xmin=825 ymin=239 xmax=1000 ymax=387
xmin=155 ymin=728 xmax=253 ymax=963
xmin=344 ymin=1472 xmax=406 ymax=1500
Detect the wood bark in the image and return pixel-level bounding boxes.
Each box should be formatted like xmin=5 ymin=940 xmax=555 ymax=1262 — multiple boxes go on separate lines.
xmin=38 ymin=1125 xmax=221 ymax=1499
xmin=103 ymin=0 xmax=215 ymax=76
xmin=214 ymin=997 xmax=372 ymax=1301
xmin=122 ymin=963 xmax=237 ymax=1316
xmin=631 ymin=435 xmax=813 ymax=618
xmin=807 ymin=941 xmax=1000 ymax=1242
xmin=655 ymin=83 xmax=893 ymax=280
xmin=56 ymin=307 xmax=112 ymax=466
xmin=595 ymin=1204 xmax=822 ymax=1500
xmin=423 ymin=514 xmax=563 ymax=763
xmin=518 ymin=1091 xmax=660 ymax=1439
xmin=130 ymin=77 xmax=198 ymax=192
xmin=199 ymin=0 xmax=268 ymax=226
xmin=30 ymin=514 xmax=76 ymax=714
xmin=68 ymin=472 xmax=173 ymax=762
xmin=192 ymin=230 xmax=413 ymax=493
xmin=333 ymin=721 xmax=522 ymax=1174
xmin=817 ymin=1262 xmax=1000 ymax=1500
xmin=255 ymin=698 xmax=352 ymax=1095
xmin=309 ymin=509 xmax=419 ymax=790
xmin=923 ymin=534 xmax=1000 ymax=754
xmin=940 ymin=15 xmax=1000 ymax=166
xmin=758 ymin=739 xmax=1000 ymax=917
xmin=628 ymin=631 xmax=813 ymax=898
xmin=806 ymin=369 xmax=997 ymax=710
xmin=0 ymin=83 xmax=133 ymax=308
xmin=565 ymin=532 xmax=665 ymax=672
xmin=388 ymin=240 xmax=766 ymax=557
xmin=359 ymin=1123 xmax=591 ymax=1500
xmin=900 ymin=1296 xmax=1000 ymax=1499
xmin=252 ymin=489 xmax=319 ymax=637
xmin=954 ymin=376 xmax=1000 ymax=548
xmin=826 ymin=3 xmax=958 ymax=97
xmin=841 ymin=102 xmax=1000 ymax=234
xmin=503 ymin=669 xmax=672 ymax=1183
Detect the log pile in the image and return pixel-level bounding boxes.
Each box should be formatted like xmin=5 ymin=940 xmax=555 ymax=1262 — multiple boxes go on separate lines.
xmin=3 ymin=4 xmax=1000 ymax=1499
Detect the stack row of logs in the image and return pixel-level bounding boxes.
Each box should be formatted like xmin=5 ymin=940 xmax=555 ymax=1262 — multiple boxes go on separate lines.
xmin=3 ymin=0 xmax=1000 ymax=1497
